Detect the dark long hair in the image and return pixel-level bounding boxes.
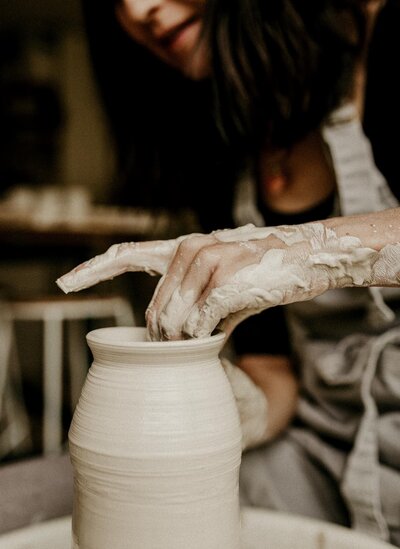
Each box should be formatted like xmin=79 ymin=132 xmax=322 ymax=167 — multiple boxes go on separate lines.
xmin=81 ymin=0 xmax=226 ymax=216
xmin=80 ymin=0 xmax=366 ymax=228
xmin=205 ymin=0 xmax=366 ymax=150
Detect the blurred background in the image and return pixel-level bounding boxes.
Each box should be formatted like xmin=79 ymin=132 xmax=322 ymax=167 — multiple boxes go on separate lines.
xmin=0 ymin=0 xmax=192 ymax=465
xmin=1 ymin=0 xmax=114 ymax=205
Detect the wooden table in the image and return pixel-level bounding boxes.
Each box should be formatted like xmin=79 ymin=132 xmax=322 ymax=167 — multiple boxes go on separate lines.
xmin=0 ymin=204 xmax=197 ymax=249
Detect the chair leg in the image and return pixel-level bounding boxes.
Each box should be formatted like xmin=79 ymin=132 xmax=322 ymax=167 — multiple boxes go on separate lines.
xmin=0 ymin=317 xmax=32 ymax=459
xmin=43 ymin=317 xmax=63 ymax=455
xmin=0 ymin=317 xmax=12 ymax=414
xmin=68 ymin=320 xmax=89 ymax=410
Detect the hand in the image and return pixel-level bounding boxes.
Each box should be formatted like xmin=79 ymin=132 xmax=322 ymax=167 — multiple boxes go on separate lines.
xmin=56 ymin=224 xmax=286 ymax=339
xmin=57 ymin=220 xmax=382 ymax=340
xmin=56 ymin=224 xmax=302 ymax=339
xmin=222 ymin=354 xmax=299 ymax=451
xmin=145 ymin=221 xmax=380 ymax=339
xmin=221 ymin=358 xmax=269 ymax=451
xmin=236 ymin=354 xmax=298 ymax=449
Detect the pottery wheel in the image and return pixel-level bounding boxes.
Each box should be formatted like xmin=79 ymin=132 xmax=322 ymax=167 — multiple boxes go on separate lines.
xmin=0 ymin=508 xmax=396 ymax=549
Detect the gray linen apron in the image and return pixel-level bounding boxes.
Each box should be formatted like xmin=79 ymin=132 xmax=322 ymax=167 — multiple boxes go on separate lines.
xmin=235 ymin=104 xmax=400 ymax=545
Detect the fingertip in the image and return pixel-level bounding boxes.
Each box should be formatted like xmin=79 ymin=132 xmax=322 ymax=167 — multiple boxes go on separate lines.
xmin=143 ymin=310 xmax=161 ymax=341
xmin=217 ymin=318 xmax=234 ymax=338
xmin=55 ymin=276 xmax=73 ymax=294
xmin=185 ymin=306 xmax=216 ymax=339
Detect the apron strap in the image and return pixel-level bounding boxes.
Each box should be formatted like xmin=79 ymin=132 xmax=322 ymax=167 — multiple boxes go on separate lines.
xmin=322 ymin=103 xmax=398 ymax=217
xmin=341 ymin=327 xmax=400 ymax=540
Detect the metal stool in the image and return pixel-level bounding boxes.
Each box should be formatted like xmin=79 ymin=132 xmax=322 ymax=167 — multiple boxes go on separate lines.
xmin=0 ymin=301 xmax=32 ymax=459
xmin=7 ymin=294 xmax=135 ymax=455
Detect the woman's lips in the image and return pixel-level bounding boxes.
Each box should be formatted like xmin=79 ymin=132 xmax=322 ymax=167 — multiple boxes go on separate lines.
xmin=159 ymin=17 xmax=201 ymax=56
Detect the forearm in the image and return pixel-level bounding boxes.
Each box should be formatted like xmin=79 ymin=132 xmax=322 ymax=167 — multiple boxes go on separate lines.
xmin=325 ymin=208 xmax=400 ymax=253
xmin=318 ymin=208 xmax=400 ymax=287
xmin=205 ymin=210 xmax=400 ymax=328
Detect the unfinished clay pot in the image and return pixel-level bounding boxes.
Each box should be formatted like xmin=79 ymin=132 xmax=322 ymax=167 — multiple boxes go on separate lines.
xmin=69 ymin=327 xmax=242 ymax=549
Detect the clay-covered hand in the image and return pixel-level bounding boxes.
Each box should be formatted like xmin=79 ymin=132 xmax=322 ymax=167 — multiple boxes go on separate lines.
xmin=57 ymin=211 xmax=400 ymax=340
xmin=56 ymin=223 xmax=317 ymax=339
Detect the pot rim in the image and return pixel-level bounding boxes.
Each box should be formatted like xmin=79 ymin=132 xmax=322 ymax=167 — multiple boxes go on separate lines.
xmin=86 ymin=326 xmax=226 ymax=349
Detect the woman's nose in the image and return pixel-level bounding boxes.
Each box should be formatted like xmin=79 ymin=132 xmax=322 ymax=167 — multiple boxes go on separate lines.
xmin=121 ymin=0 xmax=162 ymax=23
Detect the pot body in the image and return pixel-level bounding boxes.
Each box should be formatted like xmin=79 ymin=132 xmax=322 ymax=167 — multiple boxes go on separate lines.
xmin=69 ymin=327 xmax=242 ymax=549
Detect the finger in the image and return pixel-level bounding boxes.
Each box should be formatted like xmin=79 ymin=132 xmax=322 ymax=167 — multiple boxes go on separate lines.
xmin=184 ymin=284 xmax=275 ymax=338
xmin=148 ymin=223 xmax=266 ymax=310
xmin=180 ymin=240 xmax=268 ymax=337
xmin=183 ymin=284 xmax=250 ymax=338
xmin=154 ymin=239 xmax=267 ymax=340
xmin=146 ymin=234 xmax=217 ymax=339
xmin=184 ymin=244 xmax=292 ymax=337
xmin=56 ymin=239 xmax=179 ymax=293
xmin=217 ymin=307 xmax=262 ymax=338
xmin=185 ymin=243 xmax=295 ymax=337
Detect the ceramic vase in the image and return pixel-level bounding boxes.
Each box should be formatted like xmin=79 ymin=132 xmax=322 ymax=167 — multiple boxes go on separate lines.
xmin=69 ymin=327 xmax=242 ymax=549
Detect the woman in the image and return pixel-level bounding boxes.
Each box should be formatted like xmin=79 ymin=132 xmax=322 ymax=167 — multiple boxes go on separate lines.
xmin=67 ymin=0 xmax=400 ymax=543
xmin=80 ymin=0 xmax=396 ymax=363
xmin=80 ymin=0 xmax=368 ymax=435
xmin=81 ymin=0 xmax=368 ymax=218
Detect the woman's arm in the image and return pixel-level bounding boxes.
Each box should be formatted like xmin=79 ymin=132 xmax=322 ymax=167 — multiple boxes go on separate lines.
xmin=57 ymin=208 xmax=400 ymax=340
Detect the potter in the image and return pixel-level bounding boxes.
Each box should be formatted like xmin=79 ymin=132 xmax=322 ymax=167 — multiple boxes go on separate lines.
xmin=58 ymin=0 xmax=400 ymax=542
xmin=69 ymin=327 xmax=242 ymax=549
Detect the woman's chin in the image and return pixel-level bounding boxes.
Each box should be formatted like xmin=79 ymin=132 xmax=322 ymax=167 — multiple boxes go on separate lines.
xmin=181 ymin=49 xmax=211 ymax=81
